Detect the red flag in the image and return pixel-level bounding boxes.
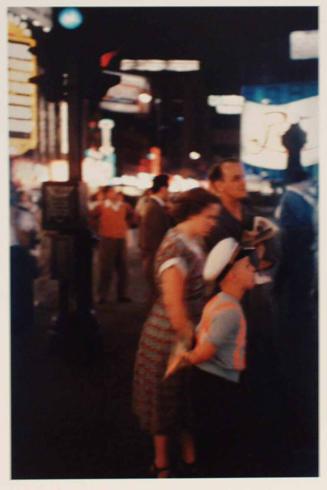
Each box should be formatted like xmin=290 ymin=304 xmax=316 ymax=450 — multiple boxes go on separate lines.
xmin=100 ymin=50 xmax=118 ymax=68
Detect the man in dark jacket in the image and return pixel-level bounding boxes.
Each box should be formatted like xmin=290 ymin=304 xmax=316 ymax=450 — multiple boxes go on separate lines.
xmin=206 ymin=158 xmax=282 ymax=456
xmin=139 ymin=174 xmax=171 ymax=303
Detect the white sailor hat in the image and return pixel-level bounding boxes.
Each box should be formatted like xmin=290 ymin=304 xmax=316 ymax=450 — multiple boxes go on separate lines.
xmin=203 ymin=237 xmax=257 ymax=282
xmin=203 ymin=238 xmax=239 ymax=281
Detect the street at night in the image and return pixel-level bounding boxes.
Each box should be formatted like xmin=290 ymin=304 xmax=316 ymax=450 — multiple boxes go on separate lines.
xmin=4 ymin=2 xmax=322 ymax=485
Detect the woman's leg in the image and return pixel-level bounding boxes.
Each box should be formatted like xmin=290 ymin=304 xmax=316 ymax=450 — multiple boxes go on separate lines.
xmin=153 ymin=434 xmax=170 ymax=477
xmin=180 ymin=430 xmax=196 ymax=464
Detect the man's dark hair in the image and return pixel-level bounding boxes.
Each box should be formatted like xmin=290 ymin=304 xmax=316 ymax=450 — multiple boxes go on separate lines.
xmin=171 ymin=187 xmax=220 ymax=223
xmin=208 ymin=157 xmax=240 ymax=182
xmin=152 ymin=174 xmax=169 ymax=193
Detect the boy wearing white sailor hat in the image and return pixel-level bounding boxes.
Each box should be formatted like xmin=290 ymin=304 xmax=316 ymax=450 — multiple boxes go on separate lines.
xmin=165 ymin=237 xmax=258 ymax=379
xmin=165 ymin=237 xmax=259 ymax=475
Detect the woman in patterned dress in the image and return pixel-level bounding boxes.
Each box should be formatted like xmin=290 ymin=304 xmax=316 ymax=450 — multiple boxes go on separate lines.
xmin=133 ymin=187 xmax=220 ymax=477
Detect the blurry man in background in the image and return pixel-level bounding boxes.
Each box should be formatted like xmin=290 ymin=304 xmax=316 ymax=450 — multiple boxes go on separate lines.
xmin=139 ymin=174 xmax=171 ymax=304
xmin=90 ymin=186 xmax=133 ymax=303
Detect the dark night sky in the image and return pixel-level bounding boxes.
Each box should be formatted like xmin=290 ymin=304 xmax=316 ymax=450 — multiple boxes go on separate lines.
xmin=52 ymin=6 xmax=318 ymax=93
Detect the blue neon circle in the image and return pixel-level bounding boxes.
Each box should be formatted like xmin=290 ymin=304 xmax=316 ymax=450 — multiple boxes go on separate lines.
xmin=58 ymin=8 xmax=83 ymax=30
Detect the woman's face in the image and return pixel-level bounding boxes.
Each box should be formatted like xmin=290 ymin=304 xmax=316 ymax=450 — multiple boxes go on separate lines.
xmin=189 ymin=203 xmax=220 ymax=237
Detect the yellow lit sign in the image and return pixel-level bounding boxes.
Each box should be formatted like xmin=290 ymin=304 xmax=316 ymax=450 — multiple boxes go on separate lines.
xmin=8 ymin=20 xmax=37 ymax=156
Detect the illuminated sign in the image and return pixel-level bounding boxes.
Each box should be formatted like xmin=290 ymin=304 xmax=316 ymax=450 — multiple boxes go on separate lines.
xmin=290 ymin=30 xmax=318 ymax=60
xmin=8 ymin=20 xmax=37 ymax=156
xmin=100 ymin=73 xmax=151 ymax=114
xmin=241 ymin=83 xmax=318 ymax=170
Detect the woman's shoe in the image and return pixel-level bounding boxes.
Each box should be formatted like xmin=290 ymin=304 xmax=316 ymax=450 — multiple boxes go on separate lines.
xmin=149 ymin=463 xmax=171 ymax=478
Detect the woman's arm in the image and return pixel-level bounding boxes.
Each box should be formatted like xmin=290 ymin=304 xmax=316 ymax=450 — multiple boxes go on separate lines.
xmin=161 ymin=265 xmax=194 ymax=346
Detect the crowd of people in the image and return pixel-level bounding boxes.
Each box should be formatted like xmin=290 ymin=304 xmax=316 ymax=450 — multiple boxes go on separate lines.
xmin=10 ymin=156 xmax=318 ymax=477
xmin=85 ymin=157 xmax=317 ymax=478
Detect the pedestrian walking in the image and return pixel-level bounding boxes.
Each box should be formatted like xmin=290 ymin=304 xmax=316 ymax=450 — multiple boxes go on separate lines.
xmin=133 ymin=187 xmax=220 ymax=477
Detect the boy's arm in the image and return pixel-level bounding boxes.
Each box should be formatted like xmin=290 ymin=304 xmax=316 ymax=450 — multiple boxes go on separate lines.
xmin=164 ymin=340 xmax=217 ymax=378
xmin=185 ymin=340 xmax=217 ymax=365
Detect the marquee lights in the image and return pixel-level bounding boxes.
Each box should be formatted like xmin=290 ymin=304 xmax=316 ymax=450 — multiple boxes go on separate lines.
xmin=8 ymin=59 xmax=34 ymax=72
xmin=8 ymin=19 xmax=37 ymax=155
xmin=9 ymin=42 xmax=33 ymax=60
xmin=8 ymin=7 xmax=53 ymax=32
xmin=9 ymin=119 xmax=33 ymax=133
xmin=9 ymin=70 xmax=31 ymax=82
xmin=9 ymin=82 xmax=34 ymax=95
xmin=9 ymin=106 xmax=33 ymax=119
xmin=120 ymin=59 xmax=200 ymax=72
xmin=9 ymin=94 xmax=32 ymax=106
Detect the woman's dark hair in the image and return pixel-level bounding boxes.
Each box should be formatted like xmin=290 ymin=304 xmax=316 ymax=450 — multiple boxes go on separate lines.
xmin=171 ymin=187 xmax=220 ymax=223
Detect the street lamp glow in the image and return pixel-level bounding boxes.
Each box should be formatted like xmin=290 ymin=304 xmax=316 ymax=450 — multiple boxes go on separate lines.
xmin=58 ymin=8 xmax=83 ymax=30
xmin=189 ymin=151 xmax=201 ymax=160
xmin=138 ymin=93 xmax=152 ymax=104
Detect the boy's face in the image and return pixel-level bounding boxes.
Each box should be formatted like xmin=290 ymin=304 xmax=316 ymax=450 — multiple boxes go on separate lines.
xmin=232 ymin=256 xmax=256 ymax=289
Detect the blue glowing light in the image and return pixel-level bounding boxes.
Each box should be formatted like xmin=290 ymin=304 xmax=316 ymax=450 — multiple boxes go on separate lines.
xmin=58 ymin=8 xmax=83 ymax=30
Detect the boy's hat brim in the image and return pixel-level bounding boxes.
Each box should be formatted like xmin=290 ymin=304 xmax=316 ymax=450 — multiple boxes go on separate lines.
xmin=203 ymin=237 xmax=240 ymax=281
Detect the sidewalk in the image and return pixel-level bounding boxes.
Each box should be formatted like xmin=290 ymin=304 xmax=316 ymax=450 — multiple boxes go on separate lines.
xmin=11 ymin=237 xmax=152 ymax=479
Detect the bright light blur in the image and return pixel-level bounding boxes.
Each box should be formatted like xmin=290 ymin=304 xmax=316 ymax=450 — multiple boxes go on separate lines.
xmin=208 ymin=95 xmax=245 ymax=114
xmin=138 ymin=92 xmax=153 ymax=104
xmin=9 ymin=82 xmax=34 ymax=95
xmin=120 ymin=59 xmax=200 ymax=72
xmin=169 ymin=175 xmax=200 ymax=193
xmin=9 ymin=94 xmax=32 ymax=106
xmin=120 ymin=59 xmax=135 ymax=71
xmin=58 ymin=7 xmax=83 ymax=30
xmin=59 ymin=101 xmax=69 ymax=154
xmin=137 ymin=172 xmax=154 ymax=189
xmin=11 ymin=160 xmax=50 ymax=189
xmin=105 ymin=173 xmax=200 ymax=195
xmin=9 ymin=119 xmax=33 ymax=132
xmin=136 ymin=59 xmax=166 ymax=71
xmin=290 ymin=30 xmax=318 ymax=60
xmin=216 ymin=105 xmax=243 ymax=115
xmin=8 ymin=42 xmax=32 ymax=60
xmin=9 ymin=70 xmax=31 ymax=82
xmin=9 ymin=106 xmax=32 ymax=119
xmin=82 ymin=156 xmax=115 ymax=190
xmin=189 ymin=151 xmax=201 ymax=160
xmin=8 ymin=59 xmax=33 ymax=71
xmin=49 ymin=160 xmax=69 ymax=182
xmin=166 ymin=60 xmax=200 ymax=72
xmin=245 ymin=175 xmax=274 ymax=196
